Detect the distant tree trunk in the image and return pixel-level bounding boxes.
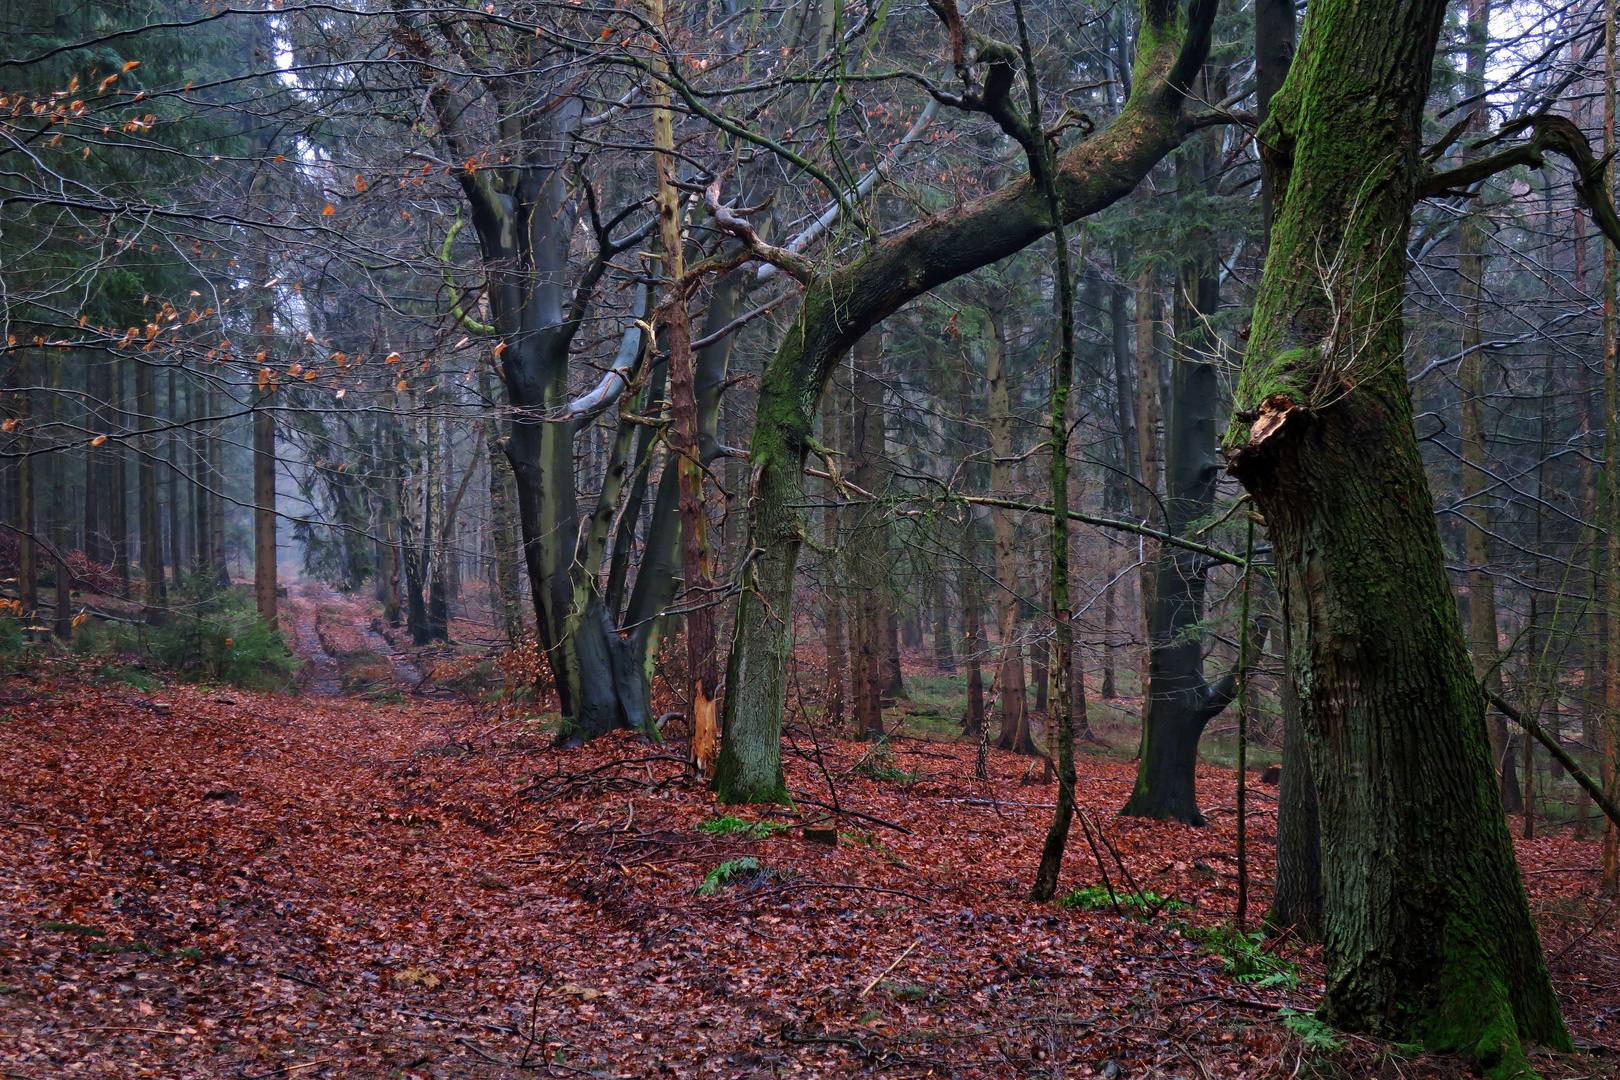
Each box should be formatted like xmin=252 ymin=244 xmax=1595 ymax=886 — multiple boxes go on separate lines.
xmin=1123 ymin=119 xmax=1234 ymax=825
xmin=1224 ymin=0 xmax=1569 ymax=1059
xmin=1457 ymin=0 xmax=1521 ymax=813
xmin=84 ymin=357 xmax=106 ymax=568
xmin=190 ymin=375 xmax=210 ymax=579
xmin=167 ymin=368 xmax=187 ymax=586
xmin=15 ymin=352 xmax=36 ymax=617
xmin=962 ymin=525 xmax=987 ymax=736
xmin=850 ymin=333 xmax=889 ymax=740
xmin=959 ymin=367 xmax=987 ymax=736
xmin=1267 ymin=618 xmax=1322 ymax=940
xmin=426 ymin=411 xmax=451 ymax=641
xmin=884 ymin=606 xmax=904 ymax=697
xmin=479 ymin=359 xmax=522 ymax=645
xmin=822 ymin=384 xmax=847 ymax=726
xmin=1032 ymin=619 xmax=1050 ymax=716
xmin=1104 ymin=270 xmax=1134 ymax=706
xmin=110 ymin=362 xmax=129 ymax=592
xmin=207 ymin=379 xmax=227 ymax=586
xmin=252 ymin=283 xmax=277 ymax=630
xmin=1577 ymin=209 xmax=1597 ymax=840
xmin=1133 ymin=264 xmax=1163 ymax=707
xmin=1101 ymin=577 xmax=1118 ymax=698
xmin=933 ymin=574 xmax=956 ymax=671
xmin=137 ymin=358 xmax=167 ymax=619
xmin=987 ymin=296 xmax=1032 ymax=754
xmin=48 ymin=353 xmax=70 ymax=640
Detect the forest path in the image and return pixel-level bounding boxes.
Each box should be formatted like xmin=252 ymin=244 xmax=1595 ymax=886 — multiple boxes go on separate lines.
xmin=282 ymin=583 xmax=342 ymax=695
xmin=0 ymin=675 xmax=1613 ymax=1079
xmin=282 ymin=581 xmax=424 ymax=695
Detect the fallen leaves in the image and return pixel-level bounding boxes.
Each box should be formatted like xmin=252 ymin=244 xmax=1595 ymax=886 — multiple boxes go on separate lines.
xmin=0 ymin=622 xmax=1611 ymax=1080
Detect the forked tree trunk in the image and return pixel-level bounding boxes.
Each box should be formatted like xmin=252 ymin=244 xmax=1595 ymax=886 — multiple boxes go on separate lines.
xmin=715 ymin=0 xmax=1218 ymax=802
xmin=1224 ymin=0 xmax=1568 ymax=1062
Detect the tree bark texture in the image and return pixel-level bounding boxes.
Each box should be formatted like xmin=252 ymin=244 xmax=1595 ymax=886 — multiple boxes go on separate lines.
xmin=1224 ymin=0 xmax=1569 ymax=1063
xmin=1267 ymin=617 xmax=1322 ymax=940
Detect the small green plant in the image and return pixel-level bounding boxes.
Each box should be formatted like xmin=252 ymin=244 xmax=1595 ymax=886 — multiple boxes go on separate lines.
xmin=697 ymin=857 xmax=775 ymax=895
xmin=86 ymin=941 xmax=202 ymax=960
xmin=38 ymin=921 xmax=105 ymax=936
xmin=1281 ymin=1010 xmax=1343 ymax=1053
xmin=697 ymin=816 xmax=788 ymax=839
xmin=851 ymin=741 xmax=918 ymax=784
xmin=1061 ymin=884 xmax=1189 ymax=917
xmin=1188 ymin=924 xmax=1300 ymax=990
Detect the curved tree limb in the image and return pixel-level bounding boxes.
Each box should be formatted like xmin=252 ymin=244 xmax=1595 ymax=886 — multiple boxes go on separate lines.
xmin=1424 ymin=114 xmax=1620 ymax=248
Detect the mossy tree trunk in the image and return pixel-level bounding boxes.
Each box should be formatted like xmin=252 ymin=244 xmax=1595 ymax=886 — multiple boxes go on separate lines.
xmin=1223 ymin=0 xmax=1569 ymax=1065
xmin=714 ymin=0 xmax=1218 ymax=802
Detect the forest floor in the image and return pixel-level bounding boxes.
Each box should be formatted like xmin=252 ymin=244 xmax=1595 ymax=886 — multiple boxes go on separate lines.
xmin=1 ymin=592 xmax=1618 ymax=1079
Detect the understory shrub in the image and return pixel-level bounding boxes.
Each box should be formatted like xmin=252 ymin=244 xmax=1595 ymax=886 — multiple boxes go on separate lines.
xmin=70 ymin=584 xmax=299 ymax=692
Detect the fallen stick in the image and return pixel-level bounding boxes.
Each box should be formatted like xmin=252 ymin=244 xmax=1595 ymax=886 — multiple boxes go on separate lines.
xmin=859 ymin=939 xmax=922 ymax=998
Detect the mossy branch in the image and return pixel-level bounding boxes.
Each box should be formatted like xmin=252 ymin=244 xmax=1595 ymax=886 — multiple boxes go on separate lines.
xmin=440 ymin=212 xmax=496 ymax=336
xmin=1425 ymin=115 xmax=1620 ymax=249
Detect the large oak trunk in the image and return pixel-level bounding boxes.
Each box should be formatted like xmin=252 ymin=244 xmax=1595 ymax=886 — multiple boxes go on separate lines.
xmin=1224 ymin=0 xmax=1567 ymax=1065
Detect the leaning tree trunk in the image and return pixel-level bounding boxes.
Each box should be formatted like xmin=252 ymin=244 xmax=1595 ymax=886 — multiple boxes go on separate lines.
xmin=1122 ymin=120 xmax=1235 ymax=824
xmin=1223 ymin=0 xmax=1568 ymax=1065
xmin=714 ymin=0 xmax=1218 ymax=802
